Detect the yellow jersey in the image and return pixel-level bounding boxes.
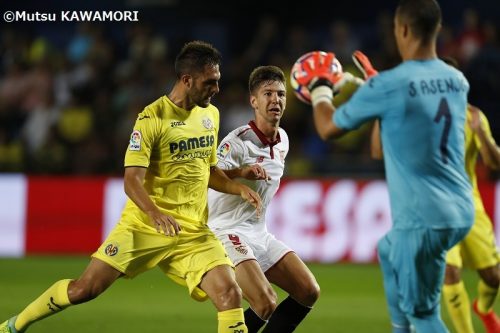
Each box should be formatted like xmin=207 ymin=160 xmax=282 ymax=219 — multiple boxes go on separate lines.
xmin=464 ymin=107 xmax=496 ymax=213
xmin=122 ymin=95 xmax=219 ymax=229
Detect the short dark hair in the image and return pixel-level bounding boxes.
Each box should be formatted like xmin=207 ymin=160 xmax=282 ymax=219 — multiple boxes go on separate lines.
xmin=397 ymin=0 xmax=441 ymax=44
xmin=174 ymin=40 xmax=222 ymax=78
xmin=248 ymin=66 xmax=286 ymax=94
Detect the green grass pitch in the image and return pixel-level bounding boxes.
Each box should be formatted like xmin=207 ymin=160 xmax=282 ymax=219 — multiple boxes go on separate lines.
xmin=0 ymin=256 xmax=496 ymax=332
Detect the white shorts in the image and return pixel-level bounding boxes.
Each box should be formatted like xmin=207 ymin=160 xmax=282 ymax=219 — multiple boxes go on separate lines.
xmin=215 ymin=229 xmax=292 ymax=272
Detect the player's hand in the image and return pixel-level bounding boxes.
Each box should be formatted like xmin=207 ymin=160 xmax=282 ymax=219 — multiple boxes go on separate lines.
xmin=352 ymin=50 xmax=378 ymax=80
xmin=147 ymin=210 xmax=181 ymax=236
xmin=240 ymin=164 xmax=271 ymax=181
xmin=295 ymin=51 xmax=343 ymax=91
xmin=239 ymin=185 xmax=262 ymax=218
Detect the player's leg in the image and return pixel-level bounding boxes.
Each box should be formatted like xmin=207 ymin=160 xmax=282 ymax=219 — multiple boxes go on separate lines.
xmin=168 ymin=230 xmax=248 ymax=333
xmin=467 ymin=211 xmax=500 ymax=332
xmin=234 ymin=260 xmax=277 ymax=332
xmin=2 ymin=258 xmax=122 ymax=333
xmin=377 ymin=232 xmax=412 ymax=333
xmin=213 ymin=232 xmax=274 ymax=332
xmin=67 ymin=258 xmax=124 ymax=303
xmin=472 ymin=265 xmax=500 ymax=333
xmin=1 ymin=221 xmax=171 ymax=333
xmin=442 ymin=244 xmax=473 ymax=333
xmin=477 ymin=265 xmax=500 ymax=309
xmin=403 ymin=228 xmax=469 ymax=333
xmin=261 ymin=252 xmax=319 ymax=333
xmin=200 ymin=265 xmax=248 ymax=333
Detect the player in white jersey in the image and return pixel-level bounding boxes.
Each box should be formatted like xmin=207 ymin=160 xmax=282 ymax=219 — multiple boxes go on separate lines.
xmin=208 ymin=66 xmax=320 ymax=333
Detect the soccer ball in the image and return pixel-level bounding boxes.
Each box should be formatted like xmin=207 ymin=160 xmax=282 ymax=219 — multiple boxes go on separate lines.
xmin=290 ymin=51 xmax=343 ymax=104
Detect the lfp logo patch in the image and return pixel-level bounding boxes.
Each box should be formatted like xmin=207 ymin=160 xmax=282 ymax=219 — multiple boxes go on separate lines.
xmin=104 ymin=244 xmax=119 ymax=256
xmin=202 ymin=117 xmax=213 ymax=130
xmin=129 ymin=130 xmax=141 ymax=151
xmin=217 ymin=142 xmax=231 ymax=159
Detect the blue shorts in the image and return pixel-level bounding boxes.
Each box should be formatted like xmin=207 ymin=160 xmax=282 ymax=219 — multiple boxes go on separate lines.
xmin=379 ymin=227 xmax=470 ymax=316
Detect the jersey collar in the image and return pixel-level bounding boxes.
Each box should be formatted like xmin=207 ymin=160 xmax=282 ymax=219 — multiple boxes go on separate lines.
xmin=248 ymin=121 xmax=281 ymax=159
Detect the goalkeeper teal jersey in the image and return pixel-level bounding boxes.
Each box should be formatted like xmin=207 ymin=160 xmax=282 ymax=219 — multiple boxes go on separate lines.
xmin=334 ymin=59 xmax=473 ymax=230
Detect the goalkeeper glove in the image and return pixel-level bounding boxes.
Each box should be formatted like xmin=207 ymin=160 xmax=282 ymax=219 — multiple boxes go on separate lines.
xmin=295 ymin=51 xmax=343 ymax=90
xmin=295 ymin=51 xmax=344 ymax=106
xmin=352 ymin=50 xmax=378 ymax=80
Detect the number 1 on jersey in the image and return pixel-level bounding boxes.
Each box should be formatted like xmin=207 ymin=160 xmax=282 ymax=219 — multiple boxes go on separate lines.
xmin=434 ymin=97 xmax=452 ymax=164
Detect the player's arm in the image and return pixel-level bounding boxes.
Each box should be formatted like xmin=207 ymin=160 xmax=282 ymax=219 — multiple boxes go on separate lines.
xmin=209 ymin=166 xmax=262 ymax=216
xmin=223 ymin=164 xmax=270 ymax=181
xmin=124 ymin=166 xmax=181 ymax=235
xmin=216 ymin=138 xmax=270 ymax=180
xmin=294 ymin=52 xmax=346 ymax=140
xmin=311 ymin=92 xmax=346 ymax=140
xmin=469 ymin=105 xmax=500 ymax=170
xmin=314 ymin=50 xmax=380 ymax=141
xmin=297 ymin=51 xmax=380 ymax=141
xmin=351 ymin=50 xmax=384 ymax=160
xmin=370 ymin=119 xmax=383 ymax=159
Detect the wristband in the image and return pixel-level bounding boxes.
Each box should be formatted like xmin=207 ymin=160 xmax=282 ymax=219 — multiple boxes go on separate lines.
xmin=310 ymin=86 xmax=333 ymax=107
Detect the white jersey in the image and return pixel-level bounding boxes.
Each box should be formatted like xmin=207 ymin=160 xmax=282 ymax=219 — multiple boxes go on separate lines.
xmin=208 ymin=121 xmax=289 ymax=234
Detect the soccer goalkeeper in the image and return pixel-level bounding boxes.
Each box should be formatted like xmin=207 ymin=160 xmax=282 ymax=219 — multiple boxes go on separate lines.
xmin=371 ymin=56 xmax=500 ymax=333
xmin=293 ymin=0 xmax=474 ymax=332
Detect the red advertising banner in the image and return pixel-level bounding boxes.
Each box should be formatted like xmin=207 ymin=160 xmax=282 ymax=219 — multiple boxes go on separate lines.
xmin=25 ymin=177 xmax=105 ymax=254
xmin=0 ymin=175 xmax=498 ymax=263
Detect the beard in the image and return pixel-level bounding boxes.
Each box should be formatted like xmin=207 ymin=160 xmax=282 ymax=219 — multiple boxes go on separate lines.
xmin=195 ymin=94 xmax=212 ymax=108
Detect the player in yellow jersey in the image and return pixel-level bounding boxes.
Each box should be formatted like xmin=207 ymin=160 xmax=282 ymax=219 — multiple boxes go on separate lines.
xmin=0 ymin=41 xmax=261 ymax=333
xmin=442 ymin=106 xmax=500 ymax=333
xmin=437 ymin=57 xmax=500 ymax=333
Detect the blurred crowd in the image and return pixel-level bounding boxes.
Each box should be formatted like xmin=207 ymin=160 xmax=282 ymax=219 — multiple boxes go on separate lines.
xmin=0 ymin=5 xmax=499 ymax=179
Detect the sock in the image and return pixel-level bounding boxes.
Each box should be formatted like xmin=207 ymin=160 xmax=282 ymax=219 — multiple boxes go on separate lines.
xmin=477 ymin=279 xmax=499 ymax=313
xmin=261 ymin=296 xmax=311 ymax=333
xmin=15 ymin=279 xmax=72 ymax=332
xmin=218 ymin=308 xmax=248 ymax=333
xmin=244 ymin=307 xmax=266 ymax=333
xmin=442 ymin=282 xmax=474 ymax=333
